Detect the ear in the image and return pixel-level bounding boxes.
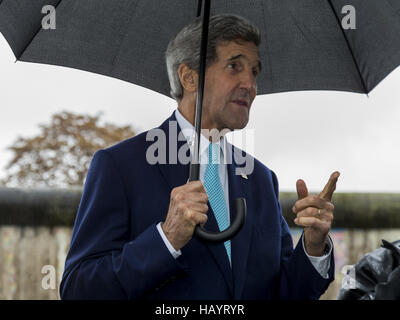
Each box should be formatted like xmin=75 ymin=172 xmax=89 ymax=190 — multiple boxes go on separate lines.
xmin=178 ymin=63 xmax=198 ymax=94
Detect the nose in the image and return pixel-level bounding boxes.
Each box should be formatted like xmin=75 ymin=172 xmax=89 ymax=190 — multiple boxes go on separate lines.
xmin=239 ymin=69 xmax=257 ymax=93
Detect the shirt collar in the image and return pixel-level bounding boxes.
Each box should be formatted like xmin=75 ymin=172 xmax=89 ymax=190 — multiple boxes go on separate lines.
xmin=174 ymin=108 xmax=228 ymax=164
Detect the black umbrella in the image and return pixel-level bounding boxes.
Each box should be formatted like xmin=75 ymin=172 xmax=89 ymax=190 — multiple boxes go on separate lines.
xmin=1 ymin=0 xmax=400 ymax=242
xmin=1 ymin=0 xmax=399 ymax=95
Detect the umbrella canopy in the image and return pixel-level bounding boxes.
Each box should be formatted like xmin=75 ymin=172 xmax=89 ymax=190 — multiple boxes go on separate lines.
xmin=1 ymin=0 xmax=400 ymax=97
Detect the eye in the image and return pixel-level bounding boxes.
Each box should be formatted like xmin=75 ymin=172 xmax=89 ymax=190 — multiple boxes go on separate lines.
xmin=252 ymin=68 xmax=259 ymax=77
xmin=228 ymin=62 xmax=237 ymax=70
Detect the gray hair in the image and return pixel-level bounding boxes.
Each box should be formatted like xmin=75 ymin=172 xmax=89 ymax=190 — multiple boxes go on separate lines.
xmin=165 ymin=14 xmax=261 ymax=101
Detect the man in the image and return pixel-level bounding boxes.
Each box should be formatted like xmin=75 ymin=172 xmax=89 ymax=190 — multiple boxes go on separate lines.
xmin=60 ymin=14 xmax=339 ymax=300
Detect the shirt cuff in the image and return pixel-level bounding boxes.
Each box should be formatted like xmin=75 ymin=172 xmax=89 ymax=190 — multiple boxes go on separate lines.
xmin=302 ymin=235 xmax=333 ymax=279
xmin=156 ymin=222 xmax=182 ymax=259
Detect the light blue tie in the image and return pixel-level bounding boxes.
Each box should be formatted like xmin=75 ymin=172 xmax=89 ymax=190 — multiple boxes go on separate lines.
xmin=203 ymin=142 xmax=231 ymax=264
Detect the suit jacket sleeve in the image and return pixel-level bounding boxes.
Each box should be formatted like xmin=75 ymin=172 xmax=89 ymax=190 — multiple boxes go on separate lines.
xmin=60 ymin=150 xmax=187 ymax=299
xmin=271 ymin=171 xmax=335 ymax=299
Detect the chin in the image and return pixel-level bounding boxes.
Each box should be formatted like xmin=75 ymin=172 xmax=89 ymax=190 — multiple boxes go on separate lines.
xmin=227 ymin=119 xmax=248 ymax=130
xmin=235 ymin=122 xmax=248 ymax=130
xmin=235 ymin=110 xmax=250 ymax=129
xmin=236 ymin=114 xmax=250 ymax=129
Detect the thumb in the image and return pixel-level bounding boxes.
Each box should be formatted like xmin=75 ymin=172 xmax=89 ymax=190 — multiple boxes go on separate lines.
xmin=296 ymin=179 xmax=308 ymax=200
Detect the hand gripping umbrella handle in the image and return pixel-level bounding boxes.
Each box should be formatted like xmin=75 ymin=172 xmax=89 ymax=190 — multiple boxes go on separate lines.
xmin=190 ymin=163 xmax=246 ymax=242
xmin=194 ymin=197 xmax=247 ymax=242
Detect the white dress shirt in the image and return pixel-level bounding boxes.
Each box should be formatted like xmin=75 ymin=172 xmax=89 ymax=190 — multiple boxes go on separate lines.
xmin=157 ymin=108 xmax=332 ymax=278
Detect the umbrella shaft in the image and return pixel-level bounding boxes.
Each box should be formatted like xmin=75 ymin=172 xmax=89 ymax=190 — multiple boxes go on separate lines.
xmin=189 ymin=0 xmax=211 ymax=182
xmin=196 ymin=0 xmax=203 ymax=17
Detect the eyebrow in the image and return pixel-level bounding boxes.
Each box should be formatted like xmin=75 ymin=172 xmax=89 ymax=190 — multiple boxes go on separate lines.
xmin=227 ymin=54 xmax=262 ymax=73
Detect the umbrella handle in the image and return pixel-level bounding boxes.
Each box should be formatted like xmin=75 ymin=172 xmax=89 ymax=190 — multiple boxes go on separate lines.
xmin=189 ymin=164 xmax=247 ymax=242
xmin=194 ymin=197 xmax=247 ymax=242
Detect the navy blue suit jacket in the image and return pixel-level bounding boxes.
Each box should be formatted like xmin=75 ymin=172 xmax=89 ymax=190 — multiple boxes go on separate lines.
xmin=60 ymin=112 xmax=334 ymax=300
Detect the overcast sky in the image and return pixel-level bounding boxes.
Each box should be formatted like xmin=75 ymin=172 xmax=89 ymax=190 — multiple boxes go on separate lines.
xmin=1 ymin=34 xmax=400 ymax=193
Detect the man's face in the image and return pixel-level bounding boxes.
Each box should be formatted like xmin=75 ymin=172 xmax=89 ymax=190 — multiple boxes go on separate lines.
xmin=202 ymin=40 xmax=260 ymax=131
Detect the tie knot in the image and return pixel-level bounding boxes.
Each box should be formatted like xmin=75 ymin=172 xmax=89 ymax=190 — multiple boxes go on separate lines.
xmin=208 ymin=143 xmax=221 ymax=165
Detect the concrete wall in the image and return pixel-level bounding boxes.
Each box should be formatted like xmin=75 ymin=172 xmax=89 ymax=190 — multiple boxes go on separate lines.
xmin=0 ymin=188 xmax=399 ymax=300
xmin=0 ymin=226 xmax=71 ymax=299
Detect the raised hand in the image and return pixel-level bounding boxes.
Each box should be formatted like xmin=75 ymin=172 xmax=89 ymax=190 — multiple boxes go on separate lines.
xmin=292 ymin=171 xmax=340 ymax=256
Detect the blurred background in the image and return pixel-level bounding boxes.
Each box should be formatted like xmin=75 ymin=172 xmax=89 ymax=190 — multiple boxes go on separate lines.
xmin=1 ymin=31 xmax=400 ymax=299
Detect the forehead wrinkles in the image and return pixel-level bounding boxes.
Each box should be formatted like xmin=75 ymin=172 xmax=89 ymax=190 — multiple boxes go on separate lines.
xmin=216 ymin=41 xmax=258 ymax=57
xmin=217 ymin=43 xmax=260 ymax=68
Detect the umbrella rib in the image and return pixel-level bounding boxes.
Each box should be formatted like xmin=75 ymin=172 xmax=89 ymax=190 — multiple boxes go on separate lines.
xmin=109 ymin=0 xmax=142 ymax=76
xmin=260 ymin=1 xmax=274 ymax=92
xmin=326 ymin=0 xmax=369 ymax=94
xmin=385 ymin=0 xmax=400 ymax=16
xmin=15 ymin=0 xmax=64 ymax=60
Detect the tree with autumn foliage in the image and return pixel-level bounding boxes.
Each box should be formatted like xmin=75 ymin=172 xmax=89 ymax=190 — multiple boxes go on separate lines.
xmin=1 ymin=111 xmax=136 ymax=188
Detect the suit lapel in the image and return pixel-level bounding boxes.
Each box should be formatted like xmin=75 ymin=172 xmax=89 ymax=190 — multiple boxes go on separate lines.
xmin=156 ymin=112 xmax=234 ymax=296
xmin=156 ymin=113 xmax=190 ymax=190
xmin=227 ymin=144 xmax=254 ymax=299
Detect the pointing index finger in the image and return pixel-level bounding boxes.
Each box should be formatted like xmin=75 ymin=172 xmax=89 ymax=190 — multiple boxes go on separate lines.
xmin=318 ymin=171 xmax=340 ymax=201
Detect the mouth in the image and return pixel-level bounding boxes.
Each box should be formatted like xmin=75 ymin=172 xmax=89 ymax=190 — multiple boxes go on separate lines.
xmin=231 ymin=99 xmax=249 ymax=108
